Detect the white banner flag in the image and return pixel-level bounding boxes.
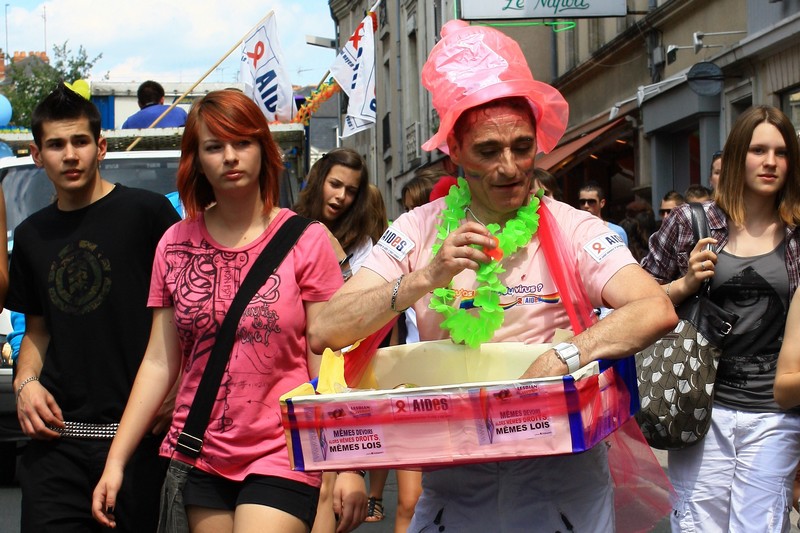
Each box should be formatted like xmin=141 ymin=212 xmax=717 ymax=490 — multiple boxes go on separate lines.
xmin=330 ymin=10 xmax=377 ymax=137
xmin=240 ymin=14 xmax=295 ymax=123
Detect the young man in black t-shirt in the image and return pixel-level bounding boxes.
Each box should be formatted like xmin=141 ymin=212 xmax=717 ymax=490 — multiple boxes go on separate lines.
xmin=7 ymin=82 xmax=180 ymax=532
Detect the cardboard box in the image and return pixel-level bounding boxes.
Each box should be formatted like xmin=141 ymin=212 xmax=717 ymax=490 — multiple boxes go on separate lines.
xmin=281 ymin=341 xmax=635 ymax=471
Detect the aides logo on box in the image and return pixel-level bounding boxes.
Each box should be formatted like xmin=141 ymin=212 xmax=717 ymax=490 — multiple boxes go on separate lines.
xmin=393 ymin=395 xmax=451 ymax=418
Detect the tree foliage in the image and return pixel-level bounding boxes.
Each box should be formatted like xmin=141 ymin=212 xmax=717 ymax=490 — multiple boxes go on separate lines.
xmin=1 ymin=41 xmax=104 ymax=127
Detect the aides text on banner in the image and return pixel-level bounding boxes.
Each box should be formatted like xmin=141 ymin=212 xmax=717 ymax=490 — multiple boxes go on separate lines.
xmin=240 ymin=14 xmax=295 ymax=122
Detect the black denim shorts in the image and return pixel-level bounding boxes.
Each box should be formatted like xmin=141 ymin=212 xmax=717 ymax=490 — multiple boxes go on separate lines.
xmin=182 ymin=466 xmax=320 ymax=528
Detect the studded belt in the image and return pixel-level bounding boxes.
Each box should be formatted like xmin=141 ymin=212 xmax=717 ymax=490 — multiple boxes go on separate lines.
xmin=48 ymin=421 xmax=119 ymax=439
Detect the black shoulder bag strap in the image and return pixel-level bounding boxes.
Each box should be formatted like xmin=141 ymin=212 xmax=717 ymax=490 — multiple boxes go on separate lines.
xmin=688 ymin=202 xmax=710 ymax=244
xmin=681 ymin=203 xmax=739 ymax=344
xmin=688 ymin=202 xmax=712 ymax=294
xmin=176 ymin=215 xmax=313 ymax=458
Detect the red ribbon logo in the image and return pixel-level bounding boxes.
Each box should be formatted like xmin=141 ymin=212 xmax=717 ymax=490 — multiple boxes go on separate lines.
xmin=247 ymin=41 xmax=265 ymax=68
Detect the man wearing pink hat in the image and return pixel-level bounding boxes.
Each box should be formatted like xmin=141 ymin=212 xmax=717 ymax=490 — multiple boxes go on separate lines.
xmin=310 ymin=20 xmax=676 ymax=531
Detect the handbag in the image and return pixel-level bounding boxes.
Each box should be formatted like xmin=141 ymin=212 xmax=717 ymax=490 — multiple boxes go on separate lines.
xmin=635 ymin=203 xmax=739 ymax=450
xmin=157 ymin=215 xmax=312 ymax=533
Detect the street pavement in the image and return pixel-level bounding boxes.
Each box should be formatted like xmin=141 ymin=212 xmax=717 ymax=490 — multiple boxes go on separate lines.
xmin=1 ymin=451 xmax=799 ymax=532
xmin=352 ymin=449 xmax=800 ymax=533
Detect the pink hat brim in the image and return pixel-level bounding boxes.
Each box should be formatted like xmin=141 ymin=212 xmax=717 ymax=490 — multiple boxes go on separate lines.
xmin=422 ymin=79 xmax=569 ymax=155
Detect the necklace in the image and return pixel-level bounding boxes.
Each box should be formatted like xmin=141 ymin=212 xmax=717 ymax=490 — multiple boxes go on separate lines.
xmin=465 ymin=206 xmax=487 ymax=227
xmin=429 ymin=177 xmax=541 ymax=347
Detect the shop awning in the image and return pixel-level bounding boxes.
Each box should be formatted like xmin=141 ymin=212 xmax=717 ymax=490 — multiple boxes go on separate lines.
xmin=536 ymin=118 xmax=624 ymax=171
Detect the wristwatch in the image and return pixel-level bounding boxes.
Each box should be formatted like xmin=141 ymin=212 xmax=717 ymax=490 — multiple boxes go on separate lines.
xmin=553 ymin=342 xmax=582 ymax=373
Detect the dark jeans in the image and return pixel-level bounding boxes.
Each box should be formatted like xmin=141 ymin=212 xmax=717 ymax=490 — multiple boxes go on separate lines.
xmin=20 ymin=433 xmax=166 ymax=533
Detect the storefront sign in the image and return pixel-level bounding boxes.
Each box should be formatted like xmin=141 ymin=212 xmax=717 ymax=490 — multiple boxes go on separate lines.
xmin=461 ymin=0 xmax=627 ymax=19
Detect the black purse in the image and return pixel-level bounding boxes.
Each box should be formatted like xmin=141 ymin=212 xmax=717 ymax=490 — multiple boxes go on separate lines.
xmin=635 ymin=204 xmax=739 ymax=450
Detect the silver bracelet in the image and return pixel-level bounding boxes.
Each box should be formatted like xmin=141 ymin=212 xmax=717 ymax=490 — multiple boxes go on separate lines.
xmin=15 ymin=375 xmax=39 ymax=400
xmin=666 ymin=281 xmax=678 ymax=307
xmin=390 ymin=275 xmax=406 ymax=313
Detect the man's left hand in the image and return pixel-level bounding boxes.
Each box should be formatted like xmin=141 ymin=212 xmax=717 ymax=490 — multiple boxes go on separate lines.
xmin=519 ymin=349 xmax=568 ymax=379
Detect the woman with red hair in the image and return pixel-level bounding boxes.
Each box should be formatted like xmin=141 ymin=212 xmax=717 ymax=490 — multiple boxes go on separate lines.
xmin=92 ymin=90 xmax=360 ymax=533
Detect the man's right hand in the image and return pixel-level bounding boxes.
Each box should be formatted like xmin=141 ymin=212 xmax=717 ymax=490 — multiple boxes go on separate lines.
xmin=15 ymin=378 xmax=64 ymax=439
xmin=422 ymin=221 xmax=497 ymax=289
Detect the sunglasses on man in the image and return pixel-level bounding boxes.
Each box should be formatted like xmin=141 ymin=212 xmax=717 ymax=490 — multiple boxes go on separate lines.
xmin=578 ymin=198 xmax=598 ymax=206
xmin=659 ymin=208 xmax=672 ymax=217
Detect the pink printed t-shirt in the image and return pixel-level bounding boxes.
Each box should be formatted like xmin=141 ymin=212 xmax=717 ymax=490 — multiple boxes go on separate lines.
xmin=363 ymin=195 xmax=636 ymax=344
xmin=148 ymin=209 xmax=342 ymax=486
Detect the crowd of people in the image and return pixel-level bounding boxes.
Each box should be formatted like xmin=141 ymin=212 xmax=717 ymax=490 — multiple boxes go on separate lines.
xmin=0 ymin=15 xmax=798 ymax=533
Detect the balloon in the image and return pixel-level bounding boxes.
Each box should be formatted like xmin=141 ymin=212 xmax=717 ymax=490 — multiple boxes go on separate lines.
xmin=0 ymin=95 xmax=11 ymax=127
xmin=65 ymin=79 xmax=91 ymax=101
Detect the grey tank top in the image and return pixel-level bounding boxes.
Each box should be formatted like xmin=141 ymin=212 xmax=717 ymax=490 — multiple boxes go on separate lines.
xmin=710 ymin=240 xmax=791 ymax=413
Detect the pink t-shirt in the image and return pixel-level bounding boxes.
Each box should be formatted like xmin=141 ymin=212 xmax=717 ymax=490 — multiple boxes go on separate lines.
xmin=364 ymin=196 xmax=636 ymax=344
xmin=149 ymin=209 xmax=342 ymax=485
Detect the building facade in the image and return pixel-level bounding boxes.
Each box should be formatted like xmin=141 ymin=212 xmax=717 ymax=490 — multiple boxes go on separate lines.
xmin=328 ymin=0 xmax=800 ymax=220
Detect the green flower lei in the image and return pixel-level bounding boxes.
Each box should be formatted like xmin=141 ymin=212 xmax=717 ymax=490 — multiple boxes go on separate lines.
xmin=429 ymin=177 xmax=541 ymax=347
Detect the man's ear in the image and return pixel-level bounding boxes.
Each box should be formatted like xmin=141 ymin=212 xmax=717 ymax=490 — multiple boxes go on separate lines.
xmin=96 ymin=137 xmax=108 ymax=162
xmin=30 ymin=143 xmax=43 ymax=168
xmin=446 ymin=132 xmax=461 ymax=165
xmin=600 ymin=198 xmax=606 ymax=210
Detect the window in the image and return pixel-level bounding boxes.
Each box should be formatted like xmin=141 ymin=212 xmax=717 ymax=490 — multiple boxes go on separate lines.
xmin=565 ymin=26 xmax=579 ymax=71
xmin=383 ymin=112 xmax=392 ymax=154
xmin=781 ymin=86 xmax=800 ymax=132
xmin=434 ymin=0 xmax=444 ymax=41
xmin=588 ymin=19 xmax=602 ymax=53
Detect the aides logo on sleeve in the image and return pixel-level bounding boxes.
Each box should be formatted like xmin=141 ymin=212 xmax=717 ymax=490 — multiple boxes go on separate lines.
xmin=377 ymin=227 xmax=415 ymax=261
xmin=584 ymin=233 xmax=626 ymax=263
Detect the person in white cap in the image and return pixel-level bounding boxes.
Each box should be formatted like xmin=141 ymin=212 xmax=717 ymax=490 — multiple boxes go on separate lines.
xmin=309 ymin=20 xmax=677 ymax=531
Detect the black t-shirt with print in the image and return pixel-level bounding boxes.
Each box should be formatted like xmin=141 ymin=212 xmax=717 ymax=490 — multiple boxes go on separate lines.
xmin=7 ymin=184 xmax=180 ymax=423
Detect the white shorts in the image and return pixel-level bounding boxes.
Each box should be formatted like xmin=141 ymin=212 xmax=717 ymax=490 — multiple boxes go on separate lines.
xmin=408 ymin=444 xmax=614 ymax=533
xmin=668 ymin=404 xmax=800 ymax=533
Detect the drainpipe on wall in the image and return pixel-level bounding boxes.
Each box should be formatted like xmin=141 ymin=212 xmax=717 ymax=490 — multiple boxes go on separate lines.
xmin=396 ymin=0 xmax=404 ymax=176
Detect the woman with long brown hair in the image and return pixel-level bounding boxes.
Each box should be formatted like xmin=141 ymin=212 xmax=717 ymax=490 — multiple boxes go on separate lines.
xmin=642 ymin=105 xmax=800 ymax=531
xmin=298 ymin=161 xmax=384 ymax=533
xmin=294 ymin=148 xmax=374 ymax=275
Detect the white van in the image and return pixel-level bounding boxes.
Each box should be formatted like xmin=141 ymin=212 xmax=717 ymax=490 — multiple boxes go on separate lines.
xmin=0 ymin=150 xmax=181 ymax=483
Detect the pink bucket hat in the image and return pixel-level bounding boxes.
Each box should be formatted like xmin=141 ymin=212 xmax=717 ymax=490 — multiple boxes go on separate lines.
xmin=421 ymin=20 xmax=569 ymax=155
